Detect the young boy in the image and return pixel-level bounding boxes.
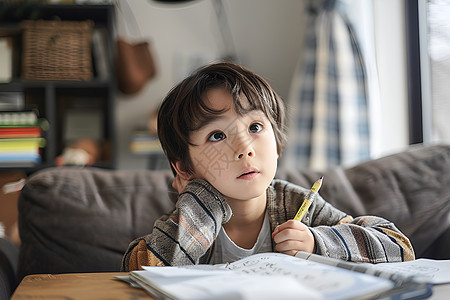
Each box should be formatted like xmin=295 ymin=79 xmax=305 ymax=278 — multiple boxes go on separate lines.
xmin=122 ymin=62 xmax=414 ymax=271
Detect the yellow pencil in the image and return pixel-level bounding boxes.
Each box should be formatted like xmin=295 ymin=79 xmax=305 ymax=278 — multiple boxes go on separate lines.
xmin=293 ymin=176 xmax=323 ymax=221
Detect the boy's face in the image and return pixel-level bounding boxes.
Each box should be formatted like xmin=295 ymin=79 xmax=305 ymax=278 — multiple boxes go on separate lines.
xmin=188 ymin=88 xmax=278 ymax=204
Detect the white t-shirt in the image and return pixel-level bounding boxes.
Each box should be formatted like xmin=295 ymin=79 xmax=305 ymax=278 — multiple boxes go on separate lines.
xmin=209 ymin=211 xmax=273 ymax=264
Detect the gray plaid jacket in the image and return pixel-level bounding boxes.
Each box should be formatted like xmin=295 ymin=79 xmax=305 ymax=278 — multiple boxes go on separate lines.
xmin=122 ymin=179 xmax=414 ymax=271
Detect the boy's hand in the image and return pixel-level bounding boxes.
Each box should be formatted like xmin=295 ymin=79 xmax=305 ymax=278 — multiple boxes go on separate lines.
xmin=172 ymin=174 xmax=190 ymax=194
xmin=272 ymin=220 xmax=315 ymax=256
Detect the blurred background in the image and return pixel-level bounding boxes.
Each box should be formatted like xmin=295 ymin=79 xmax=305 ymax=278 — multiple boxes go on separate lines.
xmin=113 ymin=0 xmax=418 ymax=171
xmin=0 ymin=0 xmax=448 ymax=172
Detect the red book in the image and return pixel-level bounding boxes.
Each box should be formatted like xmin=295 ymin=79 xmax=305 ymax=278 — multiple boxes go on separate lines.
xmin=0 ymin=126 xmax=41 ymax=138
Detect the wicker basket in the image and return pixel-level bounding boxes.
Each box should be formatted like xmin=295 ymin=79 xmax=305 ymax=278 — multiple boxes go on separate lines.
xmin=20 ymin=19 xmax=94 ymax=81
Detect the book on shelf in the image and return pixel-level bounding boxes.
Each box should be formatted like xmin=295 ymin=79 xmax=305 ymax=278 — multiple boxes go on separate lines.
xmin=0 ymin=138 xmax=46 ymax=150
xmin=0 ymin=92 xmax=24 ymax=111
xmin=0 ymin=109 xmax=47 ymax=168
xmin=91 ymin=27 xmax=110 ymax=80
xmin=0 ymin=37 xmax=13 ymax=82
xmin=0 ymin=151 xmax=41 ymax=165
xmin=0 ymin=126 xmax=42 ymax=138
xmin=0 ymin=110 xmax=38 ymax=126
xmin=119 ymin=252 xmax=450 ymax=300
xmin=130 ymin=130 xmax=163 ymax=155
xmin=0 ymin=138 xmax=45 ymax=167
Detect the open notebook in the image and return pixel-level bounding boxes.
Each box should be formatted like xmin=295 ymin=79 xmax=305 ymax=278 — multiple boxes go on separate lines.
xmin=120 ymin=252 xmax=449 ymax=300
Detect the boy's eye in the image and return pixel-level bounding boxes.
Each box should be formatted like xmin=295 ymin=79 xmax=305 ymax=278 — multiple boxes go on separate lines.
xmin=249 ymin=123 xmax=263 ymax=133
xmin=208 ymin=131 xmax=226 ymax=142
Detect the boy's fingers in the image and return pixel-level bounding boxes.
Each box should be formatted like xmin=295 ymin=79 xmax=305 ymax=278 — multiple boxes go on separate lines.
xmin=271 ymin=227 xmax=279 ymax=238
xmin=272 ymin=220 xmax=307 ymax=238
xmin=272 ymin=220 xmax=315 ymax=254
xmin=275 ymin=240 xmax=307 ymax=253
xmin=273 ymin=228 xmax=308 ymax=244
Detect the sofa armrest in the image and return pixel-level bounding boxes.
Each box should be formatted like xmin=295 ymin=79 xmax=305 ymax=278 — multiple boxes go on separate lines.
xmin=0 ymin=237 xmax=18 ymax=298
xmin=17 ymin=167 xmax=176 ymax=280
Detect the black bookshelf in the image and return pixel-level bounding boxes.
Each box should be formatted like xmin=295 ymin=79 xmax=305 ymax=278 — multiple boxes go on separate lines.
xmin=0 ymin=3 xmax=117 ymax=170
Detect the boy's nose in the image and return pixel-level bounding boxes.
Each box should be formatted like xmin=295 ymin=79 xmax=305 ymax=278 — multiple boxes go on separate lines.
xmin=232 ymin=129 xmax=255 ymax=160
xmin=234 ymin=138 xmax=255 ymax=160
xmin=237 ymin=150 xmax=254 ymax=160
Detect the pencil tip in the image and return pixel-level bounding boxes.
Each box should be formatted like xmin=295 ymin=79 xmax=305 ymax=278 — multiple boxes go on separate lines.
xmin=320 ymin=176 xmax=324 ymax=180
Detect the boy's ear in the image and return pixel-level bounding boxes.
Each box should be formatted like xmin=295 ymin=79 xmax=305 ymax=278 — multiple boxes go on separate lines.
xmin=172 ymin=161 xmax=193 ymax=180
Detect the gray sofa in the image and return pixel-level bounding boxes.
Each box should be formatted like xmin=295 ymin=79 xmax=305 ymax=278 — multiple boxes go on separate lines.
xmin=0 ymin=237 xmax=18 ymax=300
xmin=9 ymin=144 xmax=450 ymax=286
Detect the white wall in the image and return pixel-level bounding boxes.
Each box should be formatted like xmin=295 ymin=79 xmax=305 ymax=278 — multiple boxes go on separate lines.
xmin=347 ymin=0 xmax=410 ymax=159
xmin=371 ymin=0 xmax=410 ymax=157
xmin=115 ymin=0 xmax=409 ymax=170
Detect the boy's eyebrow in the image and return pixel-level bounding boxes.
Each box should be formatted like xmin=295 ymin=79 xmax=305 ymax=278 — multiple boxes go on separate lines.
xmin=194 ymin=114 xmax=227 ymax=131
xmin=194 ymin=108 xmax=265 ymax=131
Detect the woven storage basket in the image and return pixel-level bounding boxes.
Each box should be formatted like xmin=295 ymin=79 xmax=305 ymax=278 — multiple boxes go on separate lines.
xmin=20 ymin=19 xmax=94 ymax=81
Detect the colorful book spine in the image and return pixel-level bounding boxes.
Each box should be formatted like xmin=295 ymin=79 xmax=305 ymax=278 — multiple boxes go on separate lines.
xmin=0 ymin=126 xmax=42 ymax=138
xmin=0 ymin=138 xmax=46 ymax=150
xmin=130 ymin=131 xmax=163 ymax=155
xmin=0 ymin=110 xmax=38 ymax=126
xmin=0 ymin=109 xmax=46 ymax=167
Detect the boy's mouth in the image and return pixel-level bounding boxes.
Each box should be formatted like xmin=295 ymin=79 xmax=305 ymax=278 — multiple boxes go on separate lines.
xmin=237 ymin=168 xmax=259 ymax=179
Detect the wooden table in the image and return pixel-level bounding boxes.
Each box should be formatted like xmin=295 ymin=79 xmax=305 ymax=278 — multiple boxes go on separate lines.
xmin=10 ymin=271 xmax=450 ymax=299
xmin=11 ymin=272 xmax=153 ymax=300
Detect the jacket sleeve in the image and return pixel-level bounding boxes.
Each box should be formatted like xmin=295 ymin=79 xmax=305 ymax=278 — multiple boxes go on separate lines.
xmin=307 ymin=195 xmax=415 ymax=263
xmin=121 ymin=179 xmax=232 ymax=271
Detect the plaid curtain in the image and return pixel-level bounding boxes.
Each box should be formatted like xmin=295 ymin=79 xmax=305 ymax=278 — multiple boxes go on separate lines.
xmin=282 ymin=0 xmax=370 ymax=172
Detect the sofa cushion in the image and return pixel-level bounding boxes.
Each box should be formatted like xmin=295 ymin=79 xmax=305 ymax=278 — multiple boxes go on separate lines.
xmin=17 ymin=167 xmax=176 ymax=280
xmin=344 ymin=144 xmax=450 ymax=258
xmin=276 ymin=144 xmax=450 ymax=259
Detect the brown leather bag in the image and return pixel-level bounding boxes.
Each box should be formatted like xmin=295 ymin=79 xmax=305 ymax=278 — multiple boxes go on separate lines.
xmin=115 ymin=37 xmax=157 ymax=95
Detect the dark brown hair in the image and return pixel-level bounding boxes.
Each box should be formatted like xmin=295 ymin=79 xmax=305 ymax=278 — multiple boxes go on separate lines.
xmin=157 ymin=62 xmax=287 ymax=175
